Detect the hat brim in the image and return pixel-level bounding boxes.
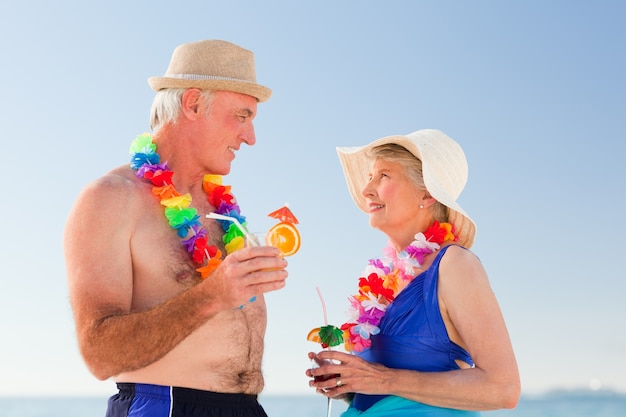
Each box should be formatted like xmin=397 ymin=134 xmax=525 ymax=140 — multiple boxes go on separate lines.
xmin=147 ymin=77 xmax=272 ymax=102
xmin=336 ymin=131 xmax=476 ymax=248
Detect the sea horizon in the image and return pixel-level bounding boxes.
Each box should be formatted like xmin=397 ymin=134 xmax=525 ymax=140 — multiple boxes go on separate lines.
xmin=2 ymin=385 xmax=625 ymax=398
xmin=1 ymin=388 xmax=624 ymax=417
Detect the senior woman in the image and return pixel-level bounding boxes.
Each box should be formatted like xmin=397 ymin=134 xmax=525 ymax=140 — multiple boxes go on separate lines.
xmin=306 ymin=129 xmax=520 ymax=416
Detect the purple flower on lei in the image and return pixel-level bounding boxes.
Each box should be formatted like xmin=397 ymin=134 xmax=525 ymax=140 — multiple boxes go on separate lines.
xmin=368 ymin=258 xmax=391 ymax=275
xmin=404 ymin=246 xmax=434 ymax=265
xmin=359 ymin=305 xmax=386 ymax=325
xmin=182 ymin=226 xmax=207 ymax=252
xmin=135 ymin=161 xmax=169 ymax=178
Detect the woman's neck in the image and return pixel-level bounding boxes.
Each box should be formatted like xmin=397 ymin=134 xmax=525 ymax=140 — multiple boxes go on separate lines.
xmin=387 ymin=217 xmax=436 ymax=252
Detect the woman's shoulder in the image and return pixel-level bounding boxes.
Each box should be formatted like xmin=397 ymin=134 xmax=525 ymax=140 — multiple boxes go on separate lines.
xmin=440 ymin=243 xmax=475 ymax=259
xmin=439 ymin=244 xmax=487 ymax=285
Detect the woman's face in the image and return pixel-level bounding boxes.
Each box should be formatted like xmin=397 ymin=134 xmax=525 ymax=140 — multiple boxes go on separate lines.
xmin=361 ymin=158 xmax=424 ymax=236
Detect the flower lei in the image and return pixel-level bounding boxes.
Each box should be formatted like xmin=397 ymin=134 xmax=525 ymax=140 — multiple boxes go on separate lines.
xmin=314 ymin=221 xmax=458 ymax=352
xmin=129 ymin=133 xmax=248 ymax=279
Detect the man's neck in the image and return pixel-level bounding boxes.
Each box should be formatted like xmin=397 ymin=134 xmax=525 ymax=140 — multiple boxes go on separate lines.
xmin=152 ymin=129 xmax=205 ymax=195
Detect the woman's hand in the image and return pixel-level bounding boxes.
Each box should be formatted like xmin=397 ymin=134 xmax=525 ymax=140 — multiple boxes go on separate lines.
xmin=305 ymin=350 xmax=393 ymax=399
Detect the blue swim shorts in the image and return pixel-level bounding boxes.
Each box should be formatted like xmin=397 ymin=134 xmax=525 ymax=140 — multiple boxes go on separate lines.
xmin=106 ymin=383 xmax=268 ymax=417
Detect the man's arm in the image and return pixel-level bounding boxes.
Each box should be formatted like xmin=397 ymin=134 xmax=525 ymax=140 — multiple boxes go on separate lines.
xmin=63 ymin=175 xmax=217 ymax=379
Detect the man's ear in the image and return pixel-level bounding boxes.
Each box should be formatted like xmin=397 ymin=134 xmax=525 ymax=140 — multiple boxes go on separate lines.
xmin=180 ymin=88 xmax=202 ymax=119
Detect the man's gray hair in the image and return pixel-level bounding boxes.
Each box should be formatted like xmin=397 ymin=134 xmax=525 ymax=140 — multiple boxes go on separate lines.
xmin=150 ymin=89 xmax=216 ymax=132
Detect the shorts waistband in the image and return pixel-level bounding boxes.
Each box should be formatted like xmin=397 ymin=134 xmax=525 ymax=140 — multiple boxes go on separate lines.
xmin=117 ymin=383 xmax=259 ymax=405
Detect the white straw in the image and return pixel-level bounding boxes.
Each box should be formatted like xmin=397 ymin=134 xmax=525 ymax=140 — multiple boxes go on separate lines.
xmin=205 ymin=213 xmax=259 ymax=246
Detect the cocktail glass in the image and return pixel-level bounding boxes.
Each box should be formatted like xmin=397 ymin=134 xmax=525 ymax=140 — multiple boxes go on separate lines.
xmin=310 ymin=353 xmax=340 ymax=417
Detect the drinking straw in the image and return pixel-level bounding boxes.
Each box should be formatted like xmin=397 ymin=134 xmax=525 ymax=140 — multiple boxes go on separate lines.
xmin=205 ymin=213 xmax=260 ymax=246
xmin=316 ymin=286 xmax=329 ymax=326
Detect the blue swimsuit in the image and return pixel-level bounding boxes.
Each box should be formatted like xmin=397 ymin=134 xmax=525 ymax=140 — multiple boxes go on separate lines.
xmin=346 ymin=245 xmax=480 ymax=416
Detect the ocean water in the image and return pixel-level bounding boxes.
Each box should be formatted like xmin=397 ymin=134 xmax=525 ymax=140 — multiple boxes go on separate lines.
xmin=0 ymin=390 xmax=624 ymax=417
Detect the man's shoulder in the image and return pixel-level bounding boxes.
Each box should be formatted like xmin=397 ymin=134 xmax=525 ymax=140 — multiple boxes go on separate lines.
xmin=76 ymin=166 xmax=147 ymax=209
xmin=89 ymin=166 xmax=142 ymax=192
xmin=65 ymin=166 xmax=149 ymax=243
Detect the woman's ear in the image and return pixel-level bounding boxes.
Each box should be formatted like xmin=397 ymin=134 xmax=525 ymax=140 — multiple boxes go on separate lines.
xmin=421 ymin=194 xmax=437 ymax=208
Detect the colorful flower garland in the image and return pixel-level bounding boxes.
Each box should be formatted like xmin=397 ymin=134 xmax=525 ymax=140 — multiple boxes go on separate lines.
xmin=129 ymin=133 xmax=249 ymax=279
xmin=312 ymin=221 xmax=458 ymax=352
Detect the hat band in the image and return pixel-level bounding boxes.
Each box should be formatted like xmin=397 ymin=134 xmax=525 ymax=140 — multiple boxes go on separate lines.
xmin=167 ymin=73 xmax=256 ymax=84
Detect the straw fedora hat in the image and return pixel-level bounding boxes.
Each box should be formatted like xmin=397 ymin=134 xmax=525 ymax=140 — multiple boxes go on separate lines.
xmin=148 ymin=40 xmax=272 ymax=102
xmin=336 ymin=129 xmax=476 ymax=248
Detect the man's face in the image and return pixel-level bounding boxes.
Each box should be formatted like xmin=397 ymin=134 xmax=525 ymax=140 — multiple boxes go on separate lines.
xmin=195 ymin=90 xmax=258 ymax=175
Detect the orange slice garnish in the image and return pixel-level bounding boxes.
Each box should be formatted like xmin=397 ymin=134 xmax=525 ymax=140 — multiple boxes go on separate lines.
xmin=307 ymin=327 xmax=322 ymax=343
xmin=266 ymin=222 xmax=301 ymax=256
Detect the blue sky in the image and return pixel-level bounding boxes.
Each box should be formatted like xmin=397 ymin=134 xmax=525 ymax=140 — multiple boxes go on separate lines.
xmin=1 ymin=0 xmax=625 ymax=397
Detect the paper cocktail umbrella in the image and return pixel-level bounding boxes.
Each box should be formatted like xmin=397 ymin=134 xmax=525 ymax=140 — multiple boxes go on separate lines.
xmin=267 ymin=204 xmax=299 ymax=224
